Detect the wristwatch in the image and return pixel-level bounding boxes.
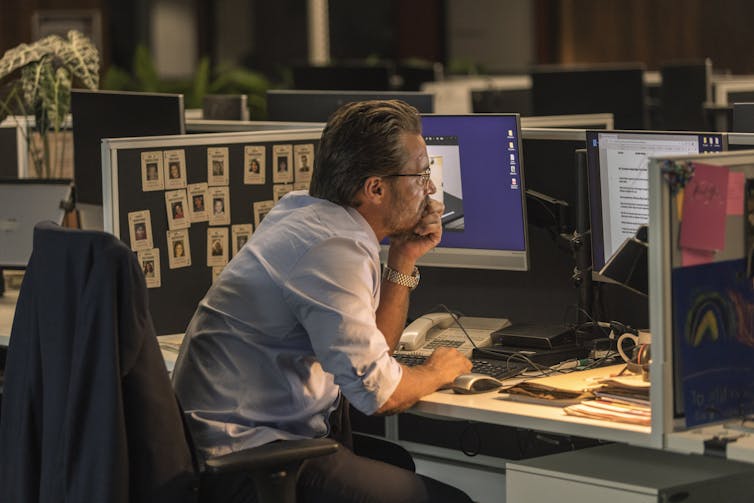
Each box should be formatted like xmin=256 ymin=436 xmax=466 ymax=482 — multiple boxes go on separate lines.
xmin=382 ymin=265 xmax=420 ymax=291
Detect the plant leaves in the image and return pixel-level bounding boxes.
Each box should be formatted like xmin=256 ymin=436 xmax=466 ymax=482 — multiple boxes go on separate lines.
xmin=0 ymin=34 xmax=63 ymax=81
xmin=54 ymin=31 xmax=99 ymax=90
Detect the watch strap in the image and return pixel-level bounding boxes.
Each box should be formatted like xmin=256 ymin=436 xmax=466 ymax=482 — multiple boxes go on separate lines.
xmin=382 ymin=265 xmax=420 ymax=291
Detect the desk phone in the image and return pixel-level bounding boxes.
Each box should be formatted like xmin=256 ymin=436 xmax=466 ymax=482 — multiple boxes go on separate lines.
xmin=397 ymin=312 xmax=511 ymax=357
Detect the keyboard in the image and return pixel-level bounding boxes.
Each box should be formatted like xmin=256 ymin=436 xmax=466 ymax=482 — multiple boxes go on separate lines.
xmin=393 ymin=353 xmax=526 ymax=381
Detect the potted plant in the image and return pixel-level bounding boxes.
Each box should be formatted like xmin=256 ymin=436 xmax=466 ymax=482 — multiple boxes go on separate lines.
xmin=0 ymin=30 xmax=99 ymax=178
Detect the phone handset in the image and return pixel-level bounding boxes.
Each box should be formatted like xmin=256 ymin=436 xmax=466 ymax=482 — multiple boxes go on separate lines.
xmin=399 ymin=312 xmax=457 ymax=351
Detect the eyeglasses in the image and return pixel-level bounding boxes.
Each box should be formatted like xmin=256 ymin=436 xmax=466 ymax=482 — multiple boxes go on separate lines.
xmin=383 ymin=167 xmax=432 ymax=186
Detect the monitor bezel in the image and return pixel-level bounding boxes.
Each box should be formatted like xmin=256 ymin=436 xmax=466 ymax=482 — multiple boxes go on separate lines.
xmin=380 ymin=113 xmax=530 ymax=271
xmin=586 ymin=129 xmax=728 ymax=277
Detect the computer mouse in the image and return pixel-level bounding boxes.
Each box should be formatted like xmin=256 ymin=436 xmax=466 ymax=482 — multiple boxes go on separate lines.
xmin=451 ymin=373 xmax=504 ymax=394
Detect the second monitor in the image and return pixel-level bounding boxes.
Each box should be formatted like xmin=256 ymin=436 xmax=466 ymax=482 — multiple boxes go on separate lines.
xmin=587 ymin=130 xmax=726 ymax=273
xmin=391 ymin=114 xmax=529 ymax=271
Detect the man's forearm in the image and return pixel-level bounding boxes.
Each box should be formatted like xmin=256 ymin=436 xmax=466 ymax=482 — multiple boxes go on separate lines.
xmin=376 ymin=278 xmax=410 ymax=352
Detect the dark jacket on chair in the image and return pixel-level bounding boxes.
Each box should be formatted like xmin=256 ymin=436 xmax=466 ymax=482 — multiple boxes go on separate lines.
xmin=0 ymin=222 xmax=196 ymax=502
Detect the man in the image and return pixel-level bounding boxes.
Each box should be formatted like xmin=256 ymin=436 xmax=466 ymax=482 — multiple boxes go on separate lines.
xmin=173 ymin=100 xmax=473 ymax=502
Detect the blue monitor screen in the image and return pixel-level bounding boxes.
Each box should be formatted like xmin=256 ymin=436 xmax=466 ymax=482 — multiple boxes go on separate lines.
xmin=405 ymin=114 xmax=529 ymax=270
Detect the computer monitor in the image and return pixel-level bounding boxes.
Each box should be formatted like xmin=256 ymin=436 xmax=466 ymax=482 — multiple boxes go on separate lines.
xmin=732 ymin=102 xmax=754 ymax=133
xmin=0 ymin=179 xmax=72 ymax=268
xmin=471 ymin=88 xmax=532 ymax=115
xmin=587 ymin=130 xmax=726 ymax=273
xmin=0 ymin=120 xmax=22 ymax=178
xmin=521 ymin=128 xmax=587 ymax=234
xmin=70 ymin=89 xmax=185 ymax=206
xmin=266 ymin=90 xmax=434 ymax=122
xmin=202 ymin=94 xmax=249 ymax=121
xmin=530 ymin=63 xmax=647 ymax=130
xmin=292 ymin=63 xmax=392 ymax=91
xmin=387 ymin=114 xmax=529 ymax=271
xmin=658 ymin=60 xmax=711 ymax=131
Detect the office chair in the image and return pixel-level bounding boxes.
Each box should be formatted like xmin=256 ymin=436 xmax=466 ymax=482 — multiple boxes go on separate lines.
xmin=0 ymin=222 xmax=337 ymax=503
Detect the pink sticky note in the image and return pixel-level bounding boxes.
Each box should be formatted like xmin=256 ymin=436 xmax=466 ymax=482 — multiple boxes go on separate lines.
xmin=681 ymin=247 xmax=715 ymax=267
xmin=679 ymin=163 xmax=729 ymax=251
xmin=727 ymin=171 xmax=745 ymax=215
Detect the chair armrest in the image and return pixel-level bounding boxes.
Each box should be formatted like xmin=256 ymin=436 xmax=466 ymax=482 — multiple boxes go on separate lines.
xmin=204 ymin=438 xmax=339 ymax=474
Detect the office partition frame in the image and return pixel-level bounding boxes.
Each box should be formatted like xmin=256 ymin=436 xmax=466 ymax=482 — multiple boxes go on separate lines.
xmin=102 ymin=128 xmax=324 ymax=242
xmin=649 ymin=150 xmax=754 ymax=462
xmin=521 ymin=113 xmax=614 ymax=130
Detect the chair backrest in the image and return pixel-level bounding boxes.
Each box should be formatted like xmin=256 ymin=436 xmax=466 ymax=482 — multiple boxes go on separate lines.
xmin=0 ymin=222 xmax=197 ymax=503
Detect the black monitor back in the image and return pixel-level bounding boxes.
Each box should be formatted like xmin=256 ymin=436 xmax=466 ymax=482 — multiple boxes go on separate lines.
xmin=472 ymin=89 xmax=532 ymax=115
xmin=0 ymin=126 xmax=19 ymax=178
xmin=733 ymin=103 xmax=754 ymax=133
xmin=530 ymin=64 xmax=647 ymax=130
xmin=292 ymin=63 xmax=392 ymax=91
xmin=659 ymin=60 xmax=711 ymax=131
xmin=266 ymin=90 xmax=434 ymax=123
xmin=71 ymin=89 xmax=185 ymax=205
xmin=202 ymin=94 xmax=249 ymax=120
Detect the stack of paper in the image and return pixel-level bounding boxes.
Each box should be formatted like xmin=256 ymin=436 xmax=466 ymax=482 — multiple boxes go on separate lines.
xmin=503 ymin=364 xmax=626 ymax=407
xmin=564 ymin=372 xmax=650 ymax=425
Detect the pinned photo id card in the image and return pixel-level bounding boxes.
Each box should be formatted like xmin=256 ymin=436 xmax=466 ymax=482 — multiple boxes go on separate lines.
xmin=128 ymin=209 xmax=154 ymax=251
xmin=244 ymin=145 xmax=266 ymax=185
xmin=294 ymin=143 xmax=314 ymax=183
xmin=231 ymin=223 xmax=253 ymax=256
xmin=293 ymin=181 xmax=310 ymax=192
xmin=207 ymin=227 xmax=229 ymax=267
xmin=137 ymin=248 xmax=161 ymax=288
xmin=167 ymin=229 xmax=192 ymax=269
xmin=273 ymin=183 xmax=294 ymax=203
xmin=164 ymin=149 xmax=187 ymax=190
xmin=272 ymin=144 xmax=293 ymax=184
xmin=253 ymin=200 xmax=274 ymax=228
xmin=187 ymin=182 xmax=210 ymax=223
xmin=141 ymin=151 xmax=164 ymax=191
xmin=208 ymin=147 xmax=230 ymax=186
xmin=165 ymin=189 xmax=191 ymax=230
xmin=208 ymin=186 xmax=231 ymax=226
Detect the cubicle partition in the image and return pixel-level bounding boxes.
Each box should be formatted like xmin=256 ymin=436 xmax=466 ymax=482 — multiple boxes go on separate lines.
xmin=102 ymin=128 xmax=323 ymax=336
xmin=649 ymin=150 xmax=754 ymax=462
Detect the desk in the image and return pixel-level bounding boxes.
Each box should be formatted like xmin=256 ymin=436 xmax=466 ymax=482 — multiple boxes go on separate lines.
xmin=414 ymin=373 xmax=650 ymax=447
xmin=0 ymin=293 xmax=648 ymax=447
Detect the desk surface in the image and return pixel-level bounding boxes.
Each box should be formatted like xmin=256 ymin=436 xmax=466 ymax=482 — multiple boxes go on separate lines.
xmin=0 ymin=290 xmax=651 ymax=446
xmin=415 ymin=385 xmax=650 ymax=447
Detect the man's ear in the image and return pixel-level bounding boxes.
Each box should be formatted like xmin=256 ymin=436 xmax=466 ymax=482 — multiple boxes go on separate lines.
xmin=362 ymin=176 xmax=385 ymax=202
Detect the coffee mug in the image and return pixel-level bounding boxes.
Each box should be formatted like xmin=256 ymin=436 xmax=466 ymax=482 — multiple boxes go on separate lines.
xmin=617 ymin=330 xmax=651 ymax=374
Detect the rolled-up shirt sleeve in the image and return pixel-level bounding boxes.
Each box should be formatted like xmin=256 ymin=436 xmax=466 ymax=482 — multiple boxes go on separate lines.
xmin=282 ymin=236 xmax=402 ymax=415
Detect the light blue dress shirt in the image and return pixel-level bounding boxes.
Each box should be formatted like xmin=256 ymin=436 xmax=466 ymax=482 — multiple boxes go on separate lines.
xmin=172 ymin=191 xmax=403 ymax=461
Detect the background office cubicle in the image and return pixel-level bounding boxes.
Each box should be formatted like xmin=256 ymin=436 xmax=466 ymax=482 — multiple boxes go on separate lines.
xmin=71 ymin=90 xmax=186 ymax=207
xmin=0 ymin=120 xmax=24 ymax=178
xmin=185 ymin=119 xmax=324 ymax=134
xmin=658 ymin=59 xmax=712 ymax=131
xmin=530 ymin=63 xmax=648 ymax=130
xmin=292 ymin=62 xmax=393 ymax=90
xmin=201 ymin=94 xmax=249 ymax=121
xmin=520 ymin=113 xmax=613 ymax=130
xmin=732 ymin=103 xmax=754 ymax=132
xmin=649 ymin=150 xmax=754 ymax=461
xmin=0 ymin=179 xmax=73 ymax=268
xmin=266 ymin=89 xmax=434 ymax=122
xmin=102 ymin=128 xmax=322 ymax=336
